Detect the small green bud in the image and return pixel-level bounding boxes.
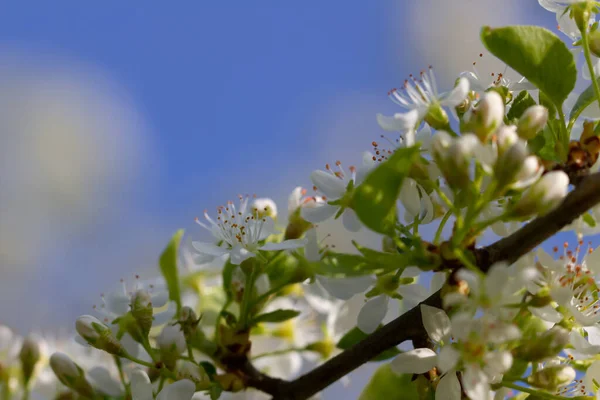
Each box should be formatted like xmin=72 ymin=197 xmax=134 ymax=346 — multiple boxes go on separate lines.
xmin=528 ymin=365 xmax=575 ymax=390
xmin=75 ymin=315 xmax=126 ymax=357
xmin=179 ymin=306 xmax=201 ymax=340
xmin=305 ymin=340 xmax=335 ymax=359
xmin=424 ymin=103 xmax=450 ymax=131
xmin=515 ymin=326 xmax=570 ymax=361
xmin=130 ymin=289 xmax=153 ymax=339
xmin=19 ymin=335 xmax=41 ymax=385
xmin=572 ymin=2 xmax=593 ymax=33
xmin=49 ymin=352 xmax=95 ymax=398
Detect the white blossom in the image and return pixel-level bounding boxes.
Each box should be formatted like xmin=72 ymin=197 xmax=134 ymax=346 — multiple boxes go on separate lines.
xmin=194 ymin=195 xmax=306 ymax=265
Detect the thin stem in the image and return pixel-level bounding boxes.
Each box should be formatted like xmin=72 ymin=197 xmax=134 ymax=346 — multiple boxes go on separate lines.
xmin=157 ymin=376 xmax=166 ymax=393
xmin=434 ymin=210 xmax=452 ymax=244
xmin=141 ymin=338 xmax=159 ymax=363
xmin=114 ymin=356 xmax=130 ymax=397
xmin=501 ymin=382 xmax=565 ymax=400
xmin=214 ymin=298 xmax=232 ymax=342
xmin=583 ymin=27 xmax=600 ymax=113
xmin=21 ymin=388 xmax=29 ymax=400
xmin=238 ymin=266 xmax=259 ymax=329
xmin=187 ymin=343 xmax=196 ymax=362
xmin=252 ymin=347 xmax=312 ymax=360
xmin=125 ymin=354 xmax=154 ymax=369
xmin=453 ymin=248 xmax=480 ymax=273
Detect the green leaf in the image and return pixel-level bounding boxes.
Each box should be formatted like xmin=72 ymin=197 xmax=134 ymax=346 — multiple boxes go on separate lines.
xmin=507 ymin=90 xmax=536 ymax=121
xmin=337 ymin=326 xmax=401 ymax=361
xmin=570 ymin=77 xmax=600 ymax=122
xmin=481 ymin=25 xmax=576 ymax=107
xmin=353 ymin=147 xmax=420 ymax=234
xmin=583 ymin=212 xmax=597 ymax=227
xmin=199 ymin=361 xmax=217 ymax=379
xmin=252 ymin=309 xmax=300 ymax=324
xmin=359 ymin=364 xmax=420 ymax=400
xmin=529 ymin=122 xmax=562 ymax=162
xmin=159 ymin=229 xmax=184 ymax=313
xmin=210 ymin=384 xmax=223 ymax=400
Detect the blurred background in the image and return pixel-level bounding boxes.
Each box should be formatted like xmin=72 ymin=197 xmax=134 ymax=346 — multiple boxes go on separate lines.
xmin=0 ymin=0 xmax=574 ymax=397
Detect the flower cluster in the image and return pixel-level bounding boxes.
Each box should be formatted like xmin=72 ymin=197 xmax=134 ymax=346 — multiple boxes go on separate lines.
xmin=6 ymin=2 xmax=600 ymax=400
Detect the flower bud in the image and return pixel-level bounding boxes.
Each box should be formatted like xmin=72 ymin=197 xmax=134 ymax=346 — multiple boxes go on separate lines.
xmin=75 ymin=315 xmax=126 ymax=356
xmin=512 ymin=156 xmax=542 ymax=189
xmin=471 ymin=91 xmax=504 ymax=142
xmin=528 ymin=365 xmax=575 ymax=390
xmin=496 ymin=125 xmax=519 ymax=155
xmin=19 ymin=335 xmax=41 ymax=384
xmin=511 ymin=171 xmax=569 ymax=217
xmin=424 ymin=103 xmax=450 ymax=131
xmin=285 ymin=187 xmax=313 ymax=240
xmin=431 ymin=131 xmax=452 ymax=160
xmin=515 ymin=326 xmax=570 ymax=361
xmin=251 ymin=197 xmax=278 ymax=220
xmin=157 ymin=324 xmax=186 ymax=355
xmin=50 ymin=352 xmax=95 ymax=398
xmin=130 ymin=289 xmax=153 ymax=339
xmin=494 ymin=140 xmax=529 ymax=188
xmin=518 ymin=105 xmax=548 ymax=140
xmin=444 ymin=134 xmax=480 ymax=189
xmin=179 ymin=306 xmax=200 ymax=340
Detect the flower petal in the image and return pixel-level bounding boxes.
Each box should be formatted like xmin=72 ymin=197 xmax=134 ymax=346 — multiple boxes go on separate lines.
xmin=230 ymin=244 xmax=255 ymax=265
xmin=438 ymin=346 xmax=460 ymax=373
xmin=529 ymin=305 xmax=563 ymax=323
xmin=310 ymin=170 xmax=346 ymax=199
xmin=570 ymin=330 xmax=600 ymax=355
xmin=191 ymin=241 xmax=228 ymax=257
xmin=436 ymin=373 xmax=462 ymax=400
xmin=87 ymin=367 xmax=124 ymax=397
xmin=441 ymin=77 xmax=469 ymax=107
xmin=301 ymin=203 xmax=337 ymax=223
xmin=421 ymin=304 xmax=451 ymax=344
xmin=462 ymin=365 xmax=491 ymax=400
xmin=485 ymin=262 xmax=509 ymax=301
xmin=304 ymin=228 xmax=320 ymax=261
xmin=376 ymin=109 xmax=419 ymax=132
xmin=399 ymin=178 xmax=421 ymax=217
xmin=156 ymin=379 xmax=196 ymax=400
xmin=317 ymin=276 xmax=374 ymax=300
xmin=357 ymin=295 xmax=388 ymax=334
xmin=130 ymin=369 xmax=153 ymax=400
xmin=390 ymin=348 xmax=437 ymax=374
xmin=342 ymin=208 xmax=361 ymax=232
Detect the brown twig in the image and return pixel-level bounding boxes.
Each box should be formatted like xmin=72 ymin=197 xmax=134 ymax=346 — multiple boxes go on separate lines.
xmin=237 ymin=172 xmax=600 ymax=400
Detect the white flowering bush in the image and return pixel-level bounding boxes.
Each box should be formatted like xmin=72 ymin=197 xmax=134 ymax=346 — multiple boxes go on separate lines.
xmin=10 ymin=1 xmax=600 ymax=399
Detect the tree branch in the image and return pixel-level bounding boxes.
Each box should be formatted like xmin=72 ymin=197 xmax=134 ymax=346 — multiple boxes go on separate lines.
xmin=240 ymin=172 xmax=600 ymax=400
